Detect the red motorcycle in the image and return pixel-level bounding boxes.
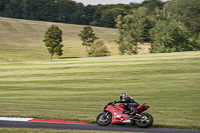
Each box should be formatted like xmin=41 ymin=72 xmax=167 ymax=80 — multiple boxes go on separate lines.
xmin=96 ymin=102 xmax=153 ymax=128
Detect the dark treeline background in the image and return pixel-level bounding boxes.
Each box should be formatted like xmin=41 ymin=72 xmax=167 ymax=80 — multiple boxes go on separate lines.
xmin=0 ymin=0 xmax=164 ymax=28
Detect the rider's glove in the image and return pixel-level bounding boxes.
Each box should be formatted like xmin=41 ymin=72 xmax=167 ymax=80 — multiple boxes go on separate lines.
xmin=113 ymin=101 xmax=117 ymax=104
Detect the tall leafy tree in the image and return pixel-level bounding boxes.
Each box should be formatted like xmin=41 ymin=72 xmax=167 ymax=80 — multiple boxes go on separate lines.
xmin=92 ymin=4 xmax=130 ymax=27
xmin=56 ymin=0 xmax=77 ymax=23
xmin=22 ymin=0 xmax=56 ymax=21
xmin=92 ymin=5 xmax=106 ymax=27
xmin=101 ymin=9 xmax=116 ymax=28
xmin=150 ymin=20 xmax=192 ymax=53
xmin=116 ymin=7 xmax=148 ymax=55
xmin=141 ymin=0 xmax=164 ymax=11
xmin=0 ymin=0 xmax=7 ymax=16
xmin=0 ymin=0 xmax=5 ymax=11
xmin=82 ymin=5 xmax=97 ymax=25
xmin=69 ymin=2 xmax=85 ymax=24
xmin=164 ymin=0 xmax=200 ymax=37
xmin=22 ymin=0 xmax=77 ymax=22
xmin=43 ymin=25 xmax=63 ymax=60
xmin=129 ymin=2 xmax=141 ymax=9
xmin=195 ymin=36 xmax=200 ymax=50
xmin=149 ymin=0 xmax=200 ymax=52
xmin=78 ymin=26 xmax=99 ymax=52
xmin=2 ymin=0 xmax=23 ymax=18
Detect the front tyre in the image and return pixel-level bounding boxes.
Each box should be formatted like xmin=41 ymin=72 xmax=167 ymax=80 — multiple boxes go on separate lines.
xmin=96 ymin=112 xmax=112 ymax=126
xmin=135 ymin=113 xmax=153 ymax=128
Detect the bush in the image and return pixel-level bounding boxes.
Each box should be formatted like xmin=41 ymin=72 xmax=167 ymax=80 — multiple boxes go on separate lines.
xmin=88 ymin=40 xmax=110 ymax=57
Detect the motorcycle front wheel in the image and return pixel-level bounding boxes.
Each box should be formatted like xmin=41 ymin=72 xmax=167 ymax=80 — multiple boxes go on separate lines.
xmin=135 ymin=113 xmax=153 ymax=128
xmin=96 ymin=112 xmax=112 ymax=126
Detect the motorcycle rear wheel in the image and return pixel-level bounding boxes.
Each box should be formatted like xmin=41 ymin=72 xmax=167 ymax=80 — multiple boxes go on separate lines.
xmin=96 ymin=112 xmax=112 ymax=126
xmin=135 ymin=113 xmax=153 ymax=128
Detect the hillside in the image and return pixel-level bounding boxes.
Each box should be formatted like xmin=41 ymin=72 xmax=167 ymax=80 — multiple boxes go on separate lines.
xmin=0 ymin=17 xmax=150 ymax=62
xmin=0 ymin=17 xmax=117 ymax=62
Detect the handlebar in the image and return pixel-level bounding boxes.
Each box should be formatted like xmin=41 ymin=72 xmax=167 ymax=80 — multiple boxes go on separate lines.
xmin=108 ymin=102 xmax=147 ymax=106
xmin=107 ymin=102 xmax=116 ymax=106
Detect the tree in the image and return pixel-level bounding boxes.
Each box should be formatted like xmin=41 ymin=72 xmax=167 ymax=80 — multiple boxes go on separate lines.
xmin=0 ymin=0 xmax=5 ymax=15
xmin=43 ymin=25 xmax=63 ymax=60
xmin=115 ymin=7 xmax=148 ymax=55
xmin=150 ymin=20 xmax=192 ymax=53
xmin=164 ymin=0 xmax=200 ymax=37
xmin=22 ymin=0 xmax=77 ymax=22
xmin=92 ymin=5 xmax=108 ymax=27
xmin=69 ymin=2 xmax=85 ymax=24
xmin=129 ymin=2 xmax=141 ymax=9
xmin=195 ymin=35 xmax=200 ymax=50
xmin=22 ymin=0 xmax=57 ymax=21
xmin=92 ymin=4 xmax=130 ymax=28
xmin=148 ymin=0 xmax=200 ymax=53
xmin=78 ymin=26 xmax=99 ymax=52
xmin=82 ymin=5 xmax=97 ymax=25
xmin=2 ymin=0 xmax=23 ymax=18
xmin=190 ymin=34 xmax=200 ymax=51
xmin=56 ymin=0 xmax=77 ymax=23
xmin=100 ymin=9 xmax=116 ymax=28
xmin=88 ymin=40 xmax=109 ymax=57
xmin=141 ymin=0 xmax=164 ymax=11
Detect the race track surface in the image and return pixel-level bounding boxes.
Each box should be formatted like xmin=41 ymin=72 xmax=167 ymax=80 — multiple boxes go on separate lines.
xmin=0 ymin=120 xmax=200 ymax=133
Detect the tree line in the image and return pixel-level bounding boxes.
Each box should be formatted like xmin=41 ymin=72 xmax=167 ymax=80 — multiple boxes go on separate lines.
xmin=0 ymin=0 xmax=164 ymax=28
xmin=1 ymin=0 xmax=200 ymax=56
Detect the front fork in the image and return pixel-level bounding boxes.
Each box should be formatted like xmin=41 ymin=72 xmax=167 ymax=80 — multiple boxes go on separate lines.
xmin=102 ymin=112 xmax=109 ymax=119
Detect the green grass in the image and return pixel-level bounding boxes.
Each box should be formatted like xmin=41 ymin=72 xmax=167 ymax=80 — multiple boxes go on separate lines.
xmin=0 ymin=51 xmax=200 ymax=130
xmin=0 ymin=17 xmax=150 ymax=62
xmin=0 ymin=16 xmax=199 ymax=131
xmin=0 ymin=17 xmax=119 ymax=62
xmin=0 ymin=128 xmax=137 ymax=133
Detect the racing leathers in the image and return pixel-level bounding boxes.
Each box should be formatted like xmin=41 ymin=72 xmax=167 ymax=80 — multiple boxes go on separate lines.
xmin=114 ymin=97 xmax=140 ymax=115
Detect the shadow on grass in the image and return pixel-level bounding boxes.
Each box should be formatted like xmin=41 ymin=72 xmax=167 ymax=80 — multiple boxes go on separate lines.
xmin=59 ymin=57 xmax=80 ymax=59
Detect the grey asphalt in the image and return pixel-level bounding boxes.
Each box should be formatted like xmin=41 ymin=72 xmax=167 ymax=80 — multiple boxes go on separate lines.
xmin=0 ymin=120 xmax=199 ymax=133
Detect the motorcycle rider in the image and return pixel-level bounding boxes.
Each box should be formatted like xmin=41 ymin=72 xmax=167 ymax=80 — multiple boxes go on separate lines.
xmin=113 ymin=93 xmax=141 ymax=119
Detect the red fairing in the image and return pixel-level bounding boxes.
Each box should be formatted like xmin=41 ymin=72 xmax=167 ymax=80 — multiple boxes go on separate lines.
xmin=105 ymin=104 xmax=129 ymax=124
xmin=136 ymin=105 xmax=149 ymax=113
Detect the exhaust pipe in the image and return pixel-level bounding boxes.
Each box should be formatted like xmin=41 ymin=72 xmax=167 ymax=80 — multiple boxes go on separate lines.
xmin=121 ymin=119 xmax=131 ymax=124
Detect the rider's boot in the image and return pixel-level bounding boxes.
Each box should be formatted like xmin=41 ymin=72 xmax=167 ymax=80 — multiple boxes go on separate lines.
xmin=123 ymin=110 xmax=142 ymax=119
xmin=123 ymin=110 xmax=130 ymax=114
xmin=130 ymin=110 xmax=142 ymax=119
xmin=131 ymin=114 xmax=142 ymax=119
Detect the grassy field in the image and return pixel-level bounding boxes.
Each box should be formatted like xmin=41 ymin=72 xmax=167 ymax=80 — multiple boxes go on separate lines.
xmin=0 ymin=128 xmax=138 ymax=133
xmin=0 ymin=17 xmax=150 ymax=62
xmin=0 ymin=16 xmax=200 ymax=131
xmin=0 ymin=17 xmax=114 ymax=61
xmin=0 ymin=128 xmax=142 ymax=133
xmin=0 ymin=51 xmax=200 ymax=130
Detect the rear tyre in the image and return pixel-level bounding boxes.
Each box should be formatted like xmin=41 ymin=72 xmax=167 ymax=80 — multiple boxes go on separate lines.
xmin=135 ymin=113 xmax=153 ymax=128
xmin=96 ymin=112 xmax=112 ymax=126
xmin=131 ymin=120 xmax=135 ymax=126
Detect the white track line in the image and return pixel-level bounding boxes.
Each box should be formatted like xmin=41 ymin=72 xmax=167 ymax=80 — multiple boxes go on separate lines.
xmin=0 ymin=117 xmax=33 ymax=122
